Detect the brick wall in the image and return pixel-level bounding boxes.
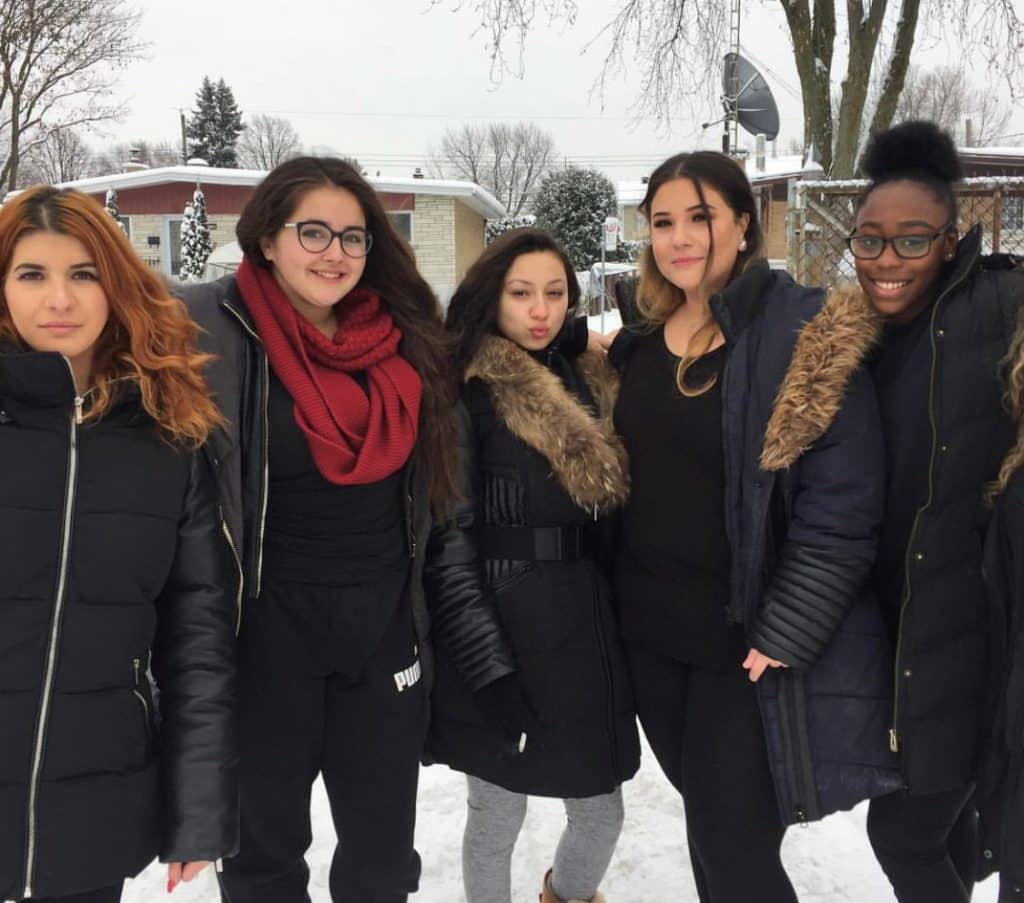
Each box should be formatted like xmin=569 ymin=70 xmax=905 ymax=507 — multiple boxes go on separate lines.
xmin=410 ymin=196 xmax=456 ymax=302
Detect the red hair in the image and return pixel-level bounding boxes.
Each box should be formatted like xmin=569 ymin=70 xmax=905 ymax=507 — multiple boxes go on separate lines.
xmin=0 ymin=186 xmax=223 ymax=447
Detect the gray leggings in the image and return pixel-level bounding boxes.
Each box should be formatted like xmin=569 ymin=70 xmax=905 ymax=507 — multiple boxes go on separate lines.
xmin=463 ymin=775 xmax=624 ymax=903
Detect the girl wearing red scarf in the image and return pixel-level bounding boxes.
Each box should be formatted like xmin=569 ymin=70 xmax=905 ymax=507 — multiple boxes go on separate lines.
xmin=180 ymin=157 xmax=458 ymax=903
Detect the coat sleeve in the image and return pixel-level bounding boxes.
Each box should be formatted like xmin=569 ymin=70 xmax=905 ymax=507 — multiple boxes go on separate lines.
xmin=152 ymin=449 xmax=239 ymax=863
xmin=750 ymin=366 xmax=885 ymax=669
xmin=423 ymin=400 xmax=517 ymax=692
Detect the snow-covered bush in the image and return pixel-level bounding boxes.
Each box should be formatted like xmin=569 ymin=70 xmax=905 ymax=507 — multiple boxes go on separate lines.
xmin=485 ymin=214 xmax=536 ymax=244
xmin=533 ymin=166 xmax=618 ymax=268
xmin=178 ymin=186 xmax=213 ymax=282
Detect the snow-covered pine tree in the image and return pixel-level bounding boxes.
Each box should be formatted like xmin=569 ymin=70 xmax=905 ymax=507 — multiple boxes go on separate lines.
xmin=178 ymin=186 xmax=213 ymax=281
xmin=186 ymin=77 xmax=219 ymax=163
xmin=104 ymin=188 xmax=126 ymax=234
xmin=212 ymin=79 xmax=243 ymax=168
xmin=533 ymin=166 xmax=618 ymax=269
xmin=186 ymin=77 xmax=243 ymax=168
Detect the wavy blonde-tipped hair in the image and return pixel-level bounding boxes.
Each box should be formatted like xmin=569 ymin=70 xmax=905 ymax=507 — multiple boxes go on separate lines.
xmin=993 ymin=309 xmax=1024 ymax=497
xmin=0 ymin=186 xmax=224 ymax=448
xmin=636 ymin=151 xmax=764 ymax=397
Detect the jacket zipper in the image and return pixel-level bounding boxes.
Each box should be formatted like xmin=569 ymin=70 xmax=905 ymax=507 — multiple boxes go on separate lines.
xmin=406 ymin=491 xmax=416 ymax=559
xmin=888 ymin=258 xmax=976 ymax=753
xmin=132 ymin=657 xmax=151 ymax=740
xmin=590 ymin=570 xmax=619 ymax=779
xmin=22 ymin=366 xmax=81 ymax=898
xmin=219 ymin=511 xmax=245 ymax=634
xmin=220 ymin=303 xmax=270 ymax=600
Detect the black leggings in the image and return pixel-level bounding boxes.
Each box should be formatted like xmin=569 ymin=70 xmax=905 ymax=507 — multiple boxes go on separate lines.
xmin=219 ymin=581 xmax=428 ymax=903
xmin=867 ymin=785 xmax=977 ymax=903
xmin=626 ymin=643 xmax=797 ymax=903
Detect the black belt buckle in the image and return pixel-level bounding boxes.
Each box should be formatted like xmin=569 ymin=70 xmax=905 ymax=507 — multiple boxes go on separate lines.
xmin=560 ymin=527 xmax=583 ymax=560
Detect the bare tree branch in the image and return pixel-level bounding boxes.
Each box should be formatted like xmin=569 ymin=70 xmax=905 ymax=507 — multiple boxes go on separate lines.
xmin=0 ymin=0 xmax=145 ymax=190
xmin=236 ymin=114 xmax=302 ymax=170
xmin=17 ymin=123 xmax=90 ymax=184
xmin=439 ymin=0 xmax=1024 ymax=179
xmin=432 ymin=120 xmax=555 ymax=215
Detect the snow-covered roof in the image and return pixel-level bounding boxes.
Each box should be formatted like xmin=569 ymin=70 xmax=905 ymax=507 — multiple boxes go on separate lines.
xmin=618 ymin=153 xmax=806 ymax=205
xmin=960 ymin=146 xmax=1024 ymax=159
xmin=4 ymin=165 xmax=508 ymax=219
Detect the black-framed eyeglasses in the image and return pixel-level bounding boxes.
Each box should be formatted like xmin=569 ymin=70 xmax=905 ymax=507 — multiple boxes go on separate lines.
xmin=283 ymin=221 xmax=373 ymax=258
xmin=846 ymin=221 xmax=954 ymax=260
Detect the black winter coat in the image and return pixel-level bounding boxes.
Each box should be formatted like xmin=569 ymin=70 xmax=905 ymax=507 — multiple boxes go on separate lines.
xmin=981 ymin=468 xmax=1024 ymax=900
xmin=0 ymin=352 xmax=238 ymax=901
xmin=874 ymin=227 xmax=1024 ymax=792
xmin=425 ymin=336 xmax=640 ymax=798
xmin=612 ymin=261 xmax=903 ymax=825
xmin=180 ymin=277 xmax=435 ymax=679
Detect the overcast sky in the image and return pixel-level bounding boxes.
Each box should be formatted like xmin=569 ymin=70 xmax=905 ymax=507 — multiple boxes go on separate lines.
xmin=103 ymin=0 xmax=1023 ymax=184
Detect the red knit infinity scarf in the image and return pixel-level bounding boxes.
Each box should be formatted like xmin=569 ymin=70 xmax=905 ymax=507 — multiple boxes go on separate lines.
xmin=236 ymin=256 xmax=421 ymax=484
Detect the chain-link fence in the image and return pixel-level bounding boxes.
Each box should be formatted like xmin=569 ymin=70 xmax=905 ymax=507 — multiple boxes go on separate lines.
xmin=786 ymin=178 xmax=1024 ymax=286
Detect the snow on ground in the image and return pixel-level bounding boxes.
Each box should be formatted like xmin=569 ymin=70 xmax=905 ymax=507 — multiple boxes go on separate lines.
xmin=124 ymin=307 xmax=999 ymax=902
xmin=124 ymin=735 xmax=999 ymax=902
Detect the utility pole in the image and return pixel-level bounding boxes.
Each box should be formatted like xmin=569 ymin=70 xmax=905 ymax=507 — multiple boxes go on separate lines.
xmin=180 ymin=111 xmax=188 ymax=164
xmin=725 ymin=0 xmax=742 ymax=156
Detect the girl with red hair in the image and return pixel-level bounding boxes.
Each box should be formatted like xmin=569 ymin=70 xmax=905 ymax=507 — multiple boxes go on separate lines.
xmin=0 ymin=186 xmax=238 ymax=903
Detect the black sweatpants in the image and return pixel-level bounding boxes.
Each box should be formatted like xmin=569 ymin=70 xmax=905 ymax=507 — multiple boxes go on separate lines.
xmin=20 ymin=884 xmax=123 ymax=903
xmin=219 ymin=580 xmax=428 ymax=903
xmin=867 ymin=785 xmax=977 ymax=903
xmin=626 ymin=643 xmax=797 ymax=903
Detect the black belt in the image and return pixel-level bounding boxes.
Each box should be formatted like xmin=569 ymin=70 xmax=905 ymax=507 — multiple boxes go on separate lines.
xmin=480 ymin=525 xmax=598 ymax=561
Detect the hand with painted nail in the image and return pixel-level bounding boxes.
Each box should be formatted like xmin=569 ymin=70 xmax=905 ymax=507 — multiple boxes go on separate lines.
xmin=742 ymin=648 xmax=787 ymax=682
xmin=167 ymin=860 xmax=210 ymax=892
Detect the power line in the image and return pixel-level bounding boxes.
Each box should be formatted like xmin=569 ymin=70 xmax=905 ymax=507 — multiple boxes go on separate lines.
xmin=131 ymin=103 xmax=660 ymax=123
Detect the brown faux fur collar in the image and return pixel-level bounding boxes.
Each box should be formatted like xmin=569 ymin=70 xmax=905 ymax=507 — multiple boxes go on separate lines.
xmin=466 ymin=336 xmax=630 ymax=512
xmin=760 ymin=284 xmax=882 ymax=471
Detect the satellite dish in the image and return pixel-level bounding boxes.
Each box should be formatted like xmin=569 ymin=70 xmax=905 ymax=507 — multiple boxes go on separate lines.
xmin=723 ymin=52 xmax=780 ymax=141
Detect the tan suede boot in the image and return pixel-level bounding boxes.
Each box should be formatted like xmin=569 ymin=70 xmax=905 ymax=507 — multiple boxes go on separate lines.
xmin=539 ymin=868 xmax=606 ymax=903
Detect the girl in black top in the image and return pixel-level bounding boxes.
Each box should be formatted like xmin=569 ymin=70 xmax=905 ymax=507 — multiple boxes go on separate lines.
xmin=426 ymin=228 xmax=639 ymax=903
xmin=611 ymin=151 xmax=897 ymax=902
xmin=849 ymin=121 xmax=1024 ymax=903
xmin=181 ymin=157 xmax=459 ymax=903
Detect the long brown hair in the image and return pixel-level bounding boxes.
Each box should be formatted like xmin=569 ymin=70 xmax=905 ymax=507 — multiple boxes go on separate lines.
xmin=236 ymin=156 xmax=458 ymax=509
xmin=445 ymin=227 xmax=580 ymax=380
xmin=993 ymin=311 xmax=1024 ymax=497
xmin=0 ymin=186 xmax=223 ymax=447
xmin=637 ymin=151 xmax=764 ymax=396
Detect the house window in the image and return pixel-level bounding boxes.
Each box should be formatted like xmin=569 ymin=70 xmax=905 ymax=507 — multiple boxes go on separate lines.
xmin=162 ymin=215 xmax=184 ymax=277
xmin=386 ymin=211 xmax=413 ymax=243
xmin=116 ymin=216 xmax=131 ymax=239
xmin=1002 ymin=196 xmax=1024 ymax=232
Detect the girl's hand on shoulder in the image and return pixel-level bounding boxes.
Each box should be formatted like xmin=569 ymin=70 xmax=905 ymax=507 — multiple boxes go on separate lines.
xmin=742 ymin=648 xmax=787 ymax=682
xmin=587 ymin=328 xmax=620 ymax=353
xmin=167 ymin=860 xmax=210 ymax=893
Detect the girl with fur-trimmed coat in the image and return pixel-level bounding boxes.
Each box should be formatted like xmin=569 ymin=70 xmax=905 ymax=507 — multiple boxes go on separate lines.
xmin=609 ymin=151 xmax=900 ymax=902
xmin=425 ymin=228 xmax=639 ymax=903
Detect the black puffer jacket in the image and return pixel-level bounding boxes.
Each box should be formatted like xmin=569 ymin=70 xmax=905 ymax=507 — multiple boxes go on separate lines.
xmin=0 ymin=352 xmax=238 ymax=901
xmin=425 ymin=335 xmax=640 ymax=798
xmin=180 ymin=276 xmax=435 ymax=680
xmin=981 ymin=467 xmax=1024 ymax=899
xmin=873 ymin=227 xmax=1024 ymax=792
xmin=612 ymin=261 xmax=903 ymax=825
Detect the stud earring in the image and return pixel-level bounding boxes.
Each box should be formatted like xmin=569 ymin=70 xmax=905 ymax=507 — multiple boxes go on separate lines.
xmin=738 ymin=238 xmax=748 ymax=252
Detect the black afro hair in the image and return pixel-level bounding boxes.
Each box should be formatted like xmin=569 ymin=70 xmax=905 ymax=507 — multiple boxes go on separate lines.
xmin=862 ymin=120 xmax=962 ymax=184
